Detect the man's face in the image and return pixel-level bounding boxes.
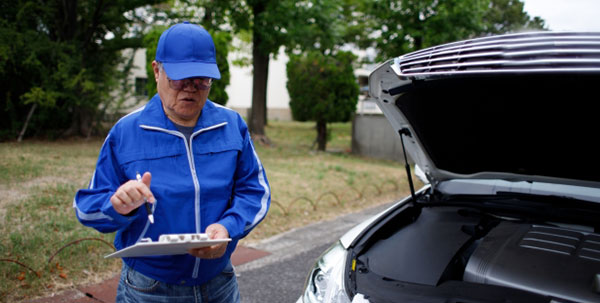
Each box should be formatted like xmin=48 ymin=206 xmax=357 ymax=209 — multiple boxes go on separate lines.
xmin=153 ymin=61 xmax=211 ymax=126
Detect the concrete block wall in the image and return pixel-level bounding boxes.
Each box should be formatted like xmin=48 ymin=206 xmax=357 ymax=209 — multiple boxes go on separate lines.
xmin=351 ymin=114 xmax=411 ymax=164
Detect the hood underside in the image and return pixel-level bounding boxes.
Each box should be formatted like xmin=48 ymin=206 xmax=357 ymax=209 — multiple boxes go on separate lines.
xmin=369 ymin=32 xmax=600 ymax=188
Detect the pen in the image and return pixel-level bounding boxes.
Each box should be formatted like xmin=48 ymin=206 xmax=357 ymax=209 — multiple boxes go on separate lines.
xmin=136 ymin=172 xmax=154 ymax=224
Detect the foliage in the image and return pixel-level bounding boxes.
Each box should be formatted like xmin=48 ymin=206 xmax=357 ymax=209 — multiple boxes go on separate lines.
xmin=482 ymin=0 xmax=546 ymax=34
xmin=245 ymin=0 xmax=347 ymax=55
xmin=143 ymin=26 xmax=167 ymax=98
xmin=141 ymin=1 xmax=233 ymax=105
xmin=0 ymin=0 xmax=547 ymax=142
xmin=287 ymin=51 xmax=359 ymax=151
xmin=206 ymin=31 xmax=232 ymax=106
xmin=0 ymin=0 xmax=165 ymax=141
xmin=352 ymin=0 xmax=547 ymax=62
xmin=179 ymin=0 xmax=351 ymax=137
xmin=168 ymin=0 xmax=545 ymax=138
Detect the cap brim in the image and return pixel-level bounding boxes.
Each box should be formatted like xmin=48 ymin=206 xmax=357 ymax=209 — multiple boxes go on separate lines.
xmin=163 ymin=62 xmax=221 ymax=80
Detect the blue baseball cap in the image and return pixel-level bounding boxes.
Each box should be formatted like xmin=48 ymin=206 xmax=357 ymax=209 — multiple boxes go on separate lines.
xmin=155 ymin=22 xmax=221 ymax=80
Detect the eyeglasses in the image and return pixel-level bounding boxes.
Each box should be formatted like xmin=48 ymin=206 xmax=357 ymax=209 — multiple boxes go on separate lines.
xmin=167 ymin=77 xmax=213 ymax=91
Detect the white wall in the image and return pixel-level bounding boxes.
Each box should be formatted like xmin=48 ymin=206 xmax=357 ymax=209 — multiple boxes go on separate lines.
xmin=131 ymin=48 xmax=148 ymax=79
xmin=118 ymin=48 xmax=149 ymax=113
xmin=124 ymin=45 xmax=371 ymax=121
xmin=226 ymin=47 xmax=290 ymax=110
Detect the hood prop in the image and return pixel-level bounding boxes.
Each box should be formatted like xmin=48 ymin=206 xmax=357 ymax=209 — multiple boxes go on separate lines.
xmin=399 ymin=128 xmax=417 ymax=202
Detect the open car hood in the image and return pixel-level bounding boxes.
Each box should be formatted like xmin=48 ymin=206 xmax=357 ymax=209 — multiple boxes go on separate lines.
xmin=369 ymin=31 xmax=600 ymax=189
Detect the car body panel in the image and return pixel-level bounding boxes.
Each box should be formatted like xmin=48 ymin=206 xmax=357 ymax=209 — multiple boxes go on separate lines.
xmin=369 ymin=31 xmax=600 ymax=190
xmin=299 ymin=32 xmax=600 ymax=303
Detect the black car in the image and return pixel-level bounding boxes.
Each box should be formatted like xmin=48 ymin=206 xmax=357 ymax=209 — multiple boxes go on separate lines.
xmin=297 ymin=31 xmax=600 ymax=303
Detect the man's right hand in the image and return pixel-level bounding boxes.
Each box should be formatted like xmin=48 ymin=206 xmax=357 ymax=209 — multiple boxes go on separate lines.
xmin=110 ymin=172 xmax=155 ymax=215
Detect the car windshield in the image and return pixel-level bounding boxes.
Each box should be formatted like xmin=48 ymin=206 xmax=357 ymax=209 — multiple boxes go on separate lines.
xmin=436 ymin=179 xmax=600 ymax=203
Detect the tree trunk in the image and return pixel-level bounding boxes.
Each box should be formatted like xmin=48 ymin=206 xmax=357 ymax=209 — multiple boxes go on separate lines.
xmin=17 ymin=103 xmax=37 ymax=142
xmin=250 ymin=47 xmax=269 ymax=137
xmin=79 ymin=108 xmax=93 ymax=137
xmin=249 ymin=1 xmax=270 ymax=144
xmin=316 ymin=120 xmax=327 ymax=151
xmin=62 ymin=106 xmax=92 ymax=138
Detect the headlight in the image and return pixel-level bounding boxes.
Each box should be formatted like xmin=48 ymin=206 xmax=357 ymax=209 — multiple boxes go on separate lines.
xmin=300 ymin=241 xmax=352 ymax=303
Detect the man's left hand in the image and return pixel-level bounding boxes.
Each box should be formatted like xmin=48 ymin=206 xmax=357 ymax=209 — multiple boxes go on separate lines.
xmin=188 ymin=223 xmax=229 ymax=259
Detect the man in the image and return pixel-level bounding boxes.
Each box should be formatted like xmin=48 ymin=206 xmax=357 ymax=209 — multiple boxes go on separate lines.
xmin=74 ymin=22 xmax=270 ymax=302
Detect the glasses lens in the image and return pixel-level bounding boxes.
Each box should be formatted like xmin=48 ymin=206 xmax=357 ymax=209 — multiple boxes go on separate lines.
xmin=168 ymin=77 xmax=212 ymax=91
xmin=168 ymin=79 xmax=184 ymax=90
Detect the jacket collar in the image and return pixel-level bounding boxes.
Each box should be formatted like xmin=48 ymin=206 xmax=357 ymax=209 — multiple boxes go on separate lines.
xmin=138 ymin=94 xmax=227 ymax=131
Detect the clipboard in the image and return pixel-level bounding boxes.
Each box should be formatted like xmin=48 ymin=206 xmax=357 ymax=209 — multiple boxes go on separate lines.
xmin=105 ymin=233 xmax=231 ymax=258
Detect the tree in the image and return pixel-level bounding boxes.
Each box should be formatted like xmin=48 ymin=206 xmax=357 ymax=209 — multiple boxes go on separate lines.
xmin=287 ymin=51 xmax=359 ymax=151
xmin=140 ymin=0 xmax=234 ymax=105
xmin=142 ymin=26 xmax=231 ymax=106
xmin=357 ymin=0 xmax=489 ymax=61
xmin=482 ymin=0 xmax=546 ymax=34
xmin=0 ymin=0 xmax=165 ymax=141
xmin=143 ymin=26 xmax=167 ymax=99
xmin=154 ymin=0 xmax=349 ymax=143
xmin=187 ymin=0 xmax=347 ymax=143
xmin=355 ymin=0 xmax=546 ymax=62
xmin=234 ymin=0 xmax=309 ymax=142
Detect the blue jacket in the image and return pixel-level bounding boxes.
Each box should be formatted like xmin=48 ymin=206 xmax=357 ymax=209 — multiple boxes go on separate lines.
xmin=74 ymin=95 xmax=270 ymax=285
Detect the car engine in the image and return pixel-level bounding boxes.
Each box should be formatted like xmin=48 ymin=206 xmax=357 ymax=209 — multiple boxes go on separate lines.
xmin=353 ymin=205 xmax=600 ymax=302
xmin=464 ymin=222 xmax=600 ymax=303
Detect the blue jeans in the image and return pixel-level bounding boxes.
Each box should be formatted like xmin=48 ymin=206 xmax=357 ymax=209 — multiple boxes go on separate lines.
xmin=116 ymin=262 xmax=240 ymax=303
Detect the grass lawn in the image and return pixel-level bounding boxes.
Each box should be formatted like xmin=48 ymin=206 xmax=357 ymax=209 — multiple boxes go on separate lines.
xmin=0 ymin=120 xmax=415 ymax=302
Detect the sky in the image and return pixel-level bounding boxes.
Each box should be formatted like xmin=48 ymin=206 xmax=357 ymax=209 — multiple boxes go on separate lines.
xmin=523 ymin=0 xmax=600 ymax=31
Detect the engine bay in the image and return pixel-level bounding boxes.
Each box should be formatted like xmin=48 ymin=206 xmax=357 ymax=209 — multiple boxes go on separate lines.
xmin=350 ymin=198 xmax=600 ymax=303
xmin=464 ymin=222 xmax=600 ymax=302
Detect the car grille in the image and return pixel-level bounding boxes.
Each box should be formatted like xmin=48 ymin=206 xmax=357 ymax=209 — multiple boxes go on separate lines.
xmin=393 ymin=32 xmax=600 ymax=77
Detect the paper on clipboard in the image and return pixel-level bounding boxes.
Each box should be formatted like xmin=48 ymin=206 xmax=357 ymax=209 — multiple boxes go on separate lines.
xmin=105 ymin=233 xmax=231 ymax=258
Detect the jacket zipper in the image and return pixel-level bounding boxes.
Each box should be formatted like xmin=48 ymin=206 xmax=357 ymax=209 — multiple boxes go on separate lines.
xmin=140 ymin=122 xmax=228 ymax=279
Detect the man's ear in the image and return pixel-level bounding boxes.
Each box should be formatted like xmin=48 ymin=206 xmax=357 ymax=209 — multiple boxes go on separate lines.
xmin=151 ymin=60 xmax=160 ymax=83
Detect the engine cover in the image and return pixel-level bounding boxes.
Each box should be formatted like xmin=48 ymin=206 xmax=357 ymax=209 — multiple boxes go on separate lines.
xmin=464 ymin=222 xmax=600 ymax=302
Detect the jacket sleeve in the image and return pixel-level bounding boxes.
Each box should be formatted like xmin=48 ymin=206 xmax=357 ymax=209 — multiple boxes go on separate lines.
xmin=73 ymin=133 xmax=142 ymax=233
xmin=218 ymin=127 xmax=271 ymax=240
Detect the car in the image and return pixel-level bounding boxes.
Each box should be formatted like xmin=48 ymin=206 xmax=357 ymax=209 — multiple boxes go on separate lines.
xmin=297 ymin=31 xmax=600 ymax=303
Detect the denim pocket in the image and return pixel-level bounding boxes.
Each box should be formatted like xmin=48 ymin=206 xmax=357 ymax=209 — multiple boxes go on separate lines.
xmin=221 ymin=261 xmax=235 ymax=277
xmin=201 ymin=262 xmax=240 ymax=303
xmin=124 ymin=266 xmax=160 ymax=293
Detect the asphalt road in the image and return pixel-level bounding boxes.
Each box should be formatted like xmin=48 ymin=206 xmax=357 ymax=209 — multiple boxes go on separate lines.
xmin=235 ymin=202 xmax=395 ymax=303
xmin=238 ymin=242 xmax=331 ymax=302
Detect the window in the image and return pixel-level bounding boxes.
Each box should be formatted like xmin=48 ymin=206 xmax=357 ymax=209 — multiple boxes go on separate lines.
xmin=135 ymin=77 xmax=148 ymax=96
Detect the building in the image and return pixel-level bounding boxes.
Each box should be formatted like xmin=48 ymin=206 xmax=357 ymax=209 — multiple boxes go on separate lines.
xmin=121 ymin=47 xmax=377 ymax=121
xmin=121 ymin=47 xmax=293 ymax=121
xmin=121 ymin=47 xmax=403 ymax=162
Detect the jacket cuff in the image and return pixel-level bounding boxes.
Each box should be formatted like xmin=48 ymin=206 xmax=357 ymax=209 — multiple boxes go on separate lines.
xmin=102 ymin=201 xmax=141 ymax=225
xmin=218 ymin=216 xmax=242 ymax=240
